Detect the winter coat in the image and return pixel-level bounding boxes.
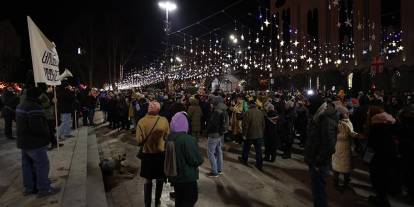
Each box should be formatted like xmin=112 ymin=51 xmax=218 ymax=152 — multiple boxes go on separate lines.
xmin=86 ymin=95 xmax=97 ymax=109
xmin=136 ymin=114 xmax=169 ymax=153
xmin=230 ymin=101 xmax=243 ymax=135
xmin=187 ymin=98 xmax=203 ymax=133
xmin=368 ymin=112 xmax=397 ymax=158
xmin=264 ymin=110 xmax=280 ymax=150
xmin=1 ymin=90 xmax=18 ymax=117
xmin=168 ymin=132 xmax=204 ymax=183
xmin=368 ymin=112 xmax=400 ymax=194
xmin=207 ymin=103 xmax=228 ymax=138
xmin=397 ymin=104 xmax=414 ymax=163
xmin=242 ymin=106 xmax=266 ymax=140
xmin=116 ymin=98 xmax=129 ymax=118
xmin=38 ymin=92 xmax=54 ymax=120
xmin=58 ymin=88 xmax=75 ymax=114
xmin=295 ymin=106 xmax=309 ymax=129
xmin=332 ymin=119 xmax=358 ymax=173
xmin=16 ymin=97 xmax=50 ymax=150
xmin=304 ymin=105 xmax=339 ymax=167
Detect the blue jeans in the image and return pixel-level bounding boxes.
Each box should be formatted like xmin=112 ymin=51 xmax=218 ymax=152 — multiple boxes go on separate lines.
xmin=309 ymin=164 xmax=329 ymax=207
xmin=207 ymin=137 xmax=223 ymax=174
xmin=241 ymin=138 xmax=263 ymax=168
xmin=21 ymin=147 xmax=51 ymax=192
xmin=59 ymin=113 xmax=72 ymax=137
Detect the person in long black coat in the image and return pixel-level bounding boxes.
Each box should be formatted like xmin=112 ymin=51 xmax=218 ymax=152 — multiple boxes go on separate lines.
xmin=264 ymin=108 xmax=280 ymax=162
xmin=1 ymin=88 xmax=18 ymax=139
xmin=367 ymin=104 xmax=399 ymax=207
xmin=397 ymin=103 xmax=414 ymax=203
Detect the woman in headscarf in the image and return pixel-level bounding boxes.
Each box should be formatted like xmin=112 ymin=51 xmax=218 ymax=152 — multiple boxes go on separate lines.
xmin=136 ymin=101 xmax=170 ymax=207
xmin=166 ymin=112 xmax=203 ymax=207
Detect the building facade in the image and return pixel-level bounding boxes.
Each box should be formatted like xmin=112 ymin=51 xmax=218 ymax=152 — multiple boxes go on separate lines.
xmin=269 ymin=0 xmax=414 ymax=92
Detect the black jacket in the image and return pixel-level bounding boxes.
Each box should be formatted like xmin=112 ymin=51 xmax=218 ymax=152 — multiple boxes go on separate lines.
xmin=304 ymin=107 xmax=339 ymax=166
xmin=1 ymin=90 xmax=18 ymax=117
xmin=16 ymin=97 xmax=50 ymax=150
xmin=59 ymin=88 xmax=75 ymax=113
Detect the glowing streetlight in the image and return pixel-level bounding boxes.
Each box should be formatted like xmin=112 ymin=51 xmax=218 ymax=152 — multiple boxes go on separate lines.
xmin=158 ymin=1 xmax=177 ymax=34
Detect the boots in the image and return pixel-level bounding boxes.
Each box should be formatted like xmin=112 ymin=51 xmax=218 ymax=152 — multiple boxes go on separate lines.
xmin=144 ymin=182 xmax=152 ymax=207
xmin=155 ymin=179 xmax=164 ymax=207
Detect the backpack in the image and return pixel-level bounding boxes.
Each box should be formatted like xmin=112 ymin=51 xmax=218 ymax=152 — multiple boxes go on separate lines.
xmin=164 ymin=134 xmax=178 ymax=177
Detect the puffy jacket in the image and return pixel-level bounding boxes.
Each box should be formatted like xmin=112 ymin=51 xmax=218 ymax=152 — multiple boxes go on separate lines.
xmin=16 ymin=97 xmax=50 ymax=150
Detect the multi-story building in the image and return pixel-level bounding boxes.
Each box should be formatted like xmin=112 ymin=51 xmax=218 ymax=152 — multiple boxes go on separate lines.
xmin=269 ymin=0 xmax=414 ymax=91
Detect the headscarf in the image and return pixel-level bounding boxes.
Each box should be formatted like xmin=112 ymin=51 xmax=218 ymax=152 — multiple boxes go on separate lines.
xmin=170 ymin=112 xmax=189 ymax=133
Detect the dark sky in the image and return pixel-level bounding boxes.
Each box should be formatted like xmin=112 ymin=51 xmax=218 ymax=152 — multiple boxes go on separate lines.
xmin=1 ymin=0 xmax=262 ymax=70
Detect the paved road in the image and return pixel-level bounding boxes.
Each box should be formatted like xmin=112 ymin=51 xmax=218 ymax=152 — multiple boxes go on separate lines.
xmin=0 ymin=120 xmax=20 ymax=198
xmin=95 ymin=122 xmax=374 ymax=207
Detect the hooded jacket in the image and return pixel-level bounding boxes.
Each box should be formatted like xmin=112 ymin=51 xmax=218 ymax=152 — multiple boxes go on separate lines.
xmin=207 ymin=99 xmax=229 ymax=138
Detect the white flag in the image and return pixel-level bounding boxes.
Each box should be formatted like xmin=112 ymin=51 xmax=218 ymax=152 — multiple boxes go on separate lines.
xmin=27 ymin=16 xmax=61 ymax=86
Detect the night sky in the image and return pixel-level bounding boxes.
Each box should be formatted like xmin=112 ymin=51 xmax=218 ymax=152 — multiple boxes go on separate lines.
xmin=1 ymin=0 xmax=262 ymax=85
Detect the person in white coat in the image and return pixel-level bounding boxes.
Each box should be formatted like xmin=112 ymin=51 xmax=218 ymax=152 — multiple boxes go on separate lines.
xmin=331 ymin=106 xmax=361 ymax=192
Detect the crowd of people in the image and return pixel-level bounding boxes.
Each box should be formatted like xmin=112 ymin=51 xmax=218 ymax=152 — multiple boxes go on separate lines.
xmin=88 ymin=86 xmax=413 ymax=207
xmin=1 ymin=82 xmax=414 ymax=207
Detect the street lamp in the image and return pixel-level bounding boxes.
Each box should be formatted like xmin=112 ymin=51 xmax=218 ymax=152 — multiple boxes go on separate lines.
xmin=158 ymin=1 xmax=177 ymax=34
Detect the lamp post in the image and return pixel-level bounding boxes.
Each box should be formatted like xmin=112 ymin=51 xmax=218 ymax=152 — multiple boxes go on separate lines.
xmin=158 ymin=1 xmax=177 ymax=34
xmin=158 ymin=1 xmax=177 ymax=92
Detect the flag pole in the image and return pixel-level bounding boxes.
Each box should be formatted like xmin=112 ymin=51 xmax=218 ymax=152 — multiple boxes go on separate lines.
xmin=53 ymin=86 xmax=59 ymax=151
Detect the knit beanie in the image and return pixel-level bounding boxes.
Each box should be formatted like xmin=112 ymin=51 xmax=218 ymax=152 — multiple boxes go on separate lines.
xmin=170 ymin=112 xmax=189 ymax=133
xmin=148 ymin=101 xmax=161 ymax=115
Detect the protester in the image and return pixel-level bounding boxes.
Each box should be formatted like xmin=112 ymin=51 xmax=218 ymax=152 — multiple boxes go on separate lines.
xmin=167 ymin=112 xmax=204 ymax=207
xmin=16 ymin=86 xmax=60 ymax=197
xmin=305 ymin=99 xmax=339 ymax=207
xmin=295 ymin=100 xmax=309 ymax=147
xmin=206 ymin=96 xmax=227 ymax=177
xmin=397 ymin=102 xmax=414 ymax=202
xmin=136 ymin=101 xmax=170 ymax=207
xmin=281 ymin=96 xmax=296 ymax=159
xmin=187 ymin=97 xmax=203 ymax=138
xmin=263 ymin=105 xmax=279 ymax=162
xmin=367 ymin=102 xmax=398 ymax=207
xmin=58 ymin=83 xmax=75 ymax=139
xmin=1 ymin=87 xmax=18 ymax=139
xmin=230 ymin=95 xmax=244 ymax=143
xmin=38 ymin=84 xmax=62 ymax=150
xmin=116 ymin=94 xmax=129 ymax=130
xmin=239 ymin=100 xmax=265 ymax=171
xmin=86 ymin=89 xmax=97 ymax=126
xmin=331 ymin=106 xmax=359 ymax=192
